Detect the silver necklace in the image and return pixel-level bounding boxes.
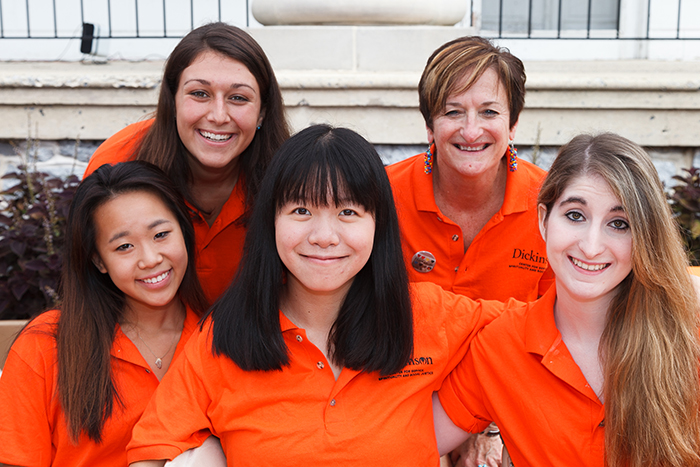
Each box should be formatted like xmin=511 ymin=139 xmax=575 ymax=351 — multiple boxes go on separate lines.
xmin=133 ymin=326 xmax=178 ymax=369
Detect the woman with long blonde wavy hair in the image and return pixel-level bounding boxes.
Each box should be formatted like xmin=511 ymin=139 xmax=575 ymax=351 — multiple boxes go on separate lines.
xmin=434 ymin=133 xmax=700 ymax=467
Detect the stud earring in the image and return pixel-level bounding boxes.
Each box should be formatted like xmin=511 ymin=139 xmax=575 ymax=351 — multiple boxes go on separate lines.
xmin=424 ymin=143 xmax=434 ymax=175
xmin=507 ymin=140 xmax=518 ymax=172
xmin=257 ymin=125 xmax=261 ymax=130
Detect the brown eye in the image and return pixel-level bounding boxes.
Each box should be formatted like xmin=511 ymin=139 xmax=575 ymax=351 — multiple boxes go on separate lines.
xmin=565 ymin=211 xmax=584 ymax=222
xmin=610 ymin=219 xmax=629 ymax=231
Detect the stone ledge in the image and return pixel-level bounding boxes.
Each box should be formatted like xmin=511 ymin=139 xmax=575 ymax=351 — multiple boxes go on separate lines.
xmin=1 ymin=60 xmax=700 ymax=147
xmin=4 ymin=60 xmax=700 ymax=90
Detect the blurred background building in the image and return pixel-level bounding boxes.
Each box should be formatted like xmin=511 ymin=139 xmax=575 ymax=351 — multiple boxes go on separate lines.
xmin=0 ymin=0 xmax=699 ymax=185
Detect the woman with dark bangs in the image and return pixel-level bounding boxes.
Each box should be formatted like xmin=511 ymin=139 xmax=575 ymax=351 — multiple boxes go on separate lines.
xmin=126 ymin=125 xmax=508 ymax=466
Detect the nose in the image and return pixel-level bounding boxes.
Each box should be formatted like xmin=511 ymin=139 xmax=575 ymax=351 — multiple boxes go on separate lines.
xmin=578 ymin=225 xmax=606 ymax=259
xmin=308 ymin=216 xmax=340 ymax=248
xmin=207 ymin=96 xmax=231 ymax=125
xmin=458 ymin=112 xmax=483 ymax=142
xmin=138 ymin=245 xmax=163 ymax=270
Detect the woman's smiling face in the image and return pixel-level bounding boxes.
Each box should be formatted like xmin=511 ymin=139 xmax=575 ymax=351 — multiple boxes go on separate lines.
xmin=92 ymin=190 xmax=188 ymax=314
xmin=275 ymin=199 xmax=375 ymax=301
xmin=174 ymin=50 xmax=263 ymax=175
xmin=539 ymin=174 xmax=633 ymax=307
xmin=427 ymin=67 xmax=516 ymax=180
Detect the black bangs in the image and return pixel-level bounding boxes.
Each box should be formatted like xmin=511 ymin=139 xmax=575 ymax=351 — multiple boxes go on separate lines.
xmin=271 ymin=127 xmax=381 ymax=214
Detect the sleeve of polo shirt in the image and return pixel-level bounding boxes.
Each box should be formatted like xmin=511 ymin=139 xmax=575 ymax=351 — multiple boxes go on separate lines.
xmin=84 ymin=119 xmax=152 ymax=177
xmin=438 ymin=338 xmax=493 ymax=434
xmin=127 ymin=331 xmax=215 ymax=464
xmin=436 ymin=287 xmax=505 ymax=382
xmin=0 ymin=332 xmax=54 ymax=467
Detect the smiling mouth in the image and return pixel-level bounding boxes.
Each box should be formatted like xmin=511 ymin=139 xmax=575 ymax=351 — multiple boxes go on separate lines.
xmin=303 ymin=255 xmax=346 ymax=261
xmin=455 ymin=144 xmax=488 ymax=152
xmin=570 ymin=257 xmax=609 ymax=272
xmin=141 ymin=270 xmax=171 ymax=284
xmin=199 ymin=130 xmax=233 ymax=142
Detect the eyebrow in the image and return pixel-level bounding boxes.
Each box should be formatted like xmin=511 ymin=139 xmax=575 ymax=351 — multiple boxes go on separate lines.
xmin=183 ymin=78 xmax=256 ymax=92
xmin=559 ymin=196 xmax=625 ymax=213
xmin=445 ymin=99 xmax=504 ymax=107
xmin=107 ymin=219 xmax=172 ymax=243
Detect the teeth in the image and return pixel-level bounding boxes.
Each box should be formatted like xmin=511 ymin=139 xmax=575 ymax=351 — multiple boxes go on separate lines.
xmin=456 ymin=144 xmax=487 ymax=151
xmin=571 ymin=257 xmax=608 ymax=271
xmin=142 ymin=271 xmax=170 ymax=284
xmin=200 ymin=130 xmax=233 ymax=142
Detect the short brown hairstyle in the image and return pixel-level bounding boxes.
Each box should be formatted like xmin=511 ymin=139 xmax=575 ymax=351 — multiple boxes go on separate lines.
xmin=418 ymin=36 xmax=525 ymax=130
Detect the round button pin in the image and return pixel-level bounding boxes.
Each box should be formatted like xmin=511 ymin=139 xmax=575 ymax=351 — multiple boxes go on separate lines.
xmin=411 ymin=251 xmax=436 ymax=273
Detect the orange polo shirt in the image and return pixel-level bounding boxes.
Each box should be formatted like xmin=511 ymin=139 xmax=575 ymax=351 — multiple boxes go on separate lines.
xmin=127 ymin=282 xmax=506 ymax=466
xmin=0 ymin=307 xmax=199 ymax=467
xmin=387 ymin=154 xmax=552 ymax=302
xmin=438 ymin=285 xmax=605 ymax=467
xmin=84 ymin=119 xmax=246 ymax=303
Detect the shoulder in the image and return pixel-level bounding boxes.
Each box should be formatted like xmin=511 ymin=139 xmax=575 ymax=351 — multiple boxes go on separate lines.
xmin=386 ymin=154 xmax=423 ymax=181
xmin=474 ymin=290 xmax=554 ymax=356
xmin=409 ymin=282 xmax=512 ymax=323
xmin=8 ymin=310 xmax=59 ymax=369
xmin=19 ymin=309 xmax=59 ymax=336
xmin=84 ymin=119 xmax=155 ymax=177
xmin=518 ymin=159 xmax=547 ymax=183
xmin=508 ymin=159 xmax=547 ymax=207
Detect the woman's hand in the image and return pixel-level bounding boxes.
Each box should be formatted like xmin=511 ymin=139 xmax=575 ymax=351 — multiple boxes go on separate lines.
xmin=449 ymin=428 xmax=502 ymax=467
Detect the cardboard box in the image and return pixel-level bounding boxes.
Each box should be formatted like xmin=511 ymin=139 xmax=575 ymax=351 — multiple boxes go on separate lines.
xmin=0 ymin=320 xmax=27 ymax=369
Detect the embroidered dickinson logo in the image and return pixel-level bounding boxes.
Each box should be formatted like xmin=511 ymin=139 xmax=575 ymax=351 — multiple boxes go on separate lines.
xmin=509 ymin=248 xmax=548 ymax=274
xmin=411 ymin=251 xmax=436 ymax=273
xmin=378 ymin=356 xmax=434 ymax=380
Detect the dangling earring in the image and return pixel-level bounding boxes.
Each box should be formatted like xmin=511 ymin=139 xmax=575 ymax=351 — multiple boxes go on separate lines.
xmin=424 ymin=143 xmax=435 ymax=175
xmin=507 ymin=140 xmax=518 ymax=172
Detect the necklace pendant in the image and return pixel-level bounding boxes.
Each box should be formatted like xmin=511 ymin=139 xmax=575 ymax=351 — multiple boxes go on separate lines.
xmin=155 ymin=358 xmax=162 ymax=369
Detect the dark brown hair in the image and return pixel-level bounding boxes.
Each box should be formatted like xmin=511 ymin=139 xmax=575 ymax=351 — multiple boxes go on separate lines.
xmin=419 ymin=36 xmax=525 ymax=130
xmin=57 ymin=161 xmax=208 ymax=442
xmin=211 ymin=125 xmax=413 ymax=376
xmin=134 ymin=22 xmax=289 ymax=213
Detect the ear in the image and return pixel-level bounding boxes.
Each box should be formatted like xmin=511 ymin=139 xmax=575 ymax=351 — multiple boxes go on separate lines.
xmin=426 ymin=123 xmax=434 ymax=146
xmin=509 ymin=118 xmax=519 ymax=142
xmin=257 ymin=107 xmax=266 ymax=128
xmin=92 ymin=255 xmax=108 ymax=274
xmin=537 ymin=203 xmax=548 ymax=241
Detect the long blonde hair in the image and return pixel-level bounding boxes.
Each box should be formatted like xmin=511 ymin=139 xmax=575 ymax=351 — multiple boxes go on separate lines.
xmin=538 ymin=133 xmax=700 ymax=467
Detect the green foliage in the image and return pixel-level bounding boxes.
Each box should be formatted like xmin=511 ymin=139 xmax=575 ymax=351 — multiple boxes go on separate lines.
xmin=668 ymin=167 xmax=700 ymax=266
xmin=0 ymin=165 xmax=80 ymax=319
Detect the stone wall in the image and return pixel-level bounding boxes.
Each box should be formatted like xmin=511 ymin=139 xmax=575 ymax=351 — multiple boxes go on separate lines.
xmin=2 ymin=26 xmax=700 ymax=189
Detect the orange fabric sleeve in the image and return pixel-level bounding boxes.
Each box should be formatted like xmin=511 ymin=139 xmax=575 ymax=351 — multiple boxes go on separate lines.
xmin=84 ymin=119 xmax=154 ymax=177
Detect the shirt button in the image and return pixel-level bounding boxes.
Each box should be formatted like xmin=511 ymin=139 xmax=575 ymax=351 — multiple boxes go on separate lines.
xmin=452 ymin=234 xmax=459 ymax=241
xmin=437 ymin=216 xmax=442 ymax=222
xmin=296 ymin=335 xmax=303 ymax=342
xmin=145 ymin=369 xmax=151 ymax=373
xmin=330 ymin=399 xmax=336 ymax=406
xmin=317 ymin=361 xmax=325 ymax=369
xmin=454 ymin=267 xmax=459 ymax=272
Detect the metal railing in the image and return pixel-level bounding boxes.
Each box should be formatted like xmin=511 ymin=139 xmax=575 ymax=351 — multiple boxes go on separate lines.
xmin=0 ymin=0 xmax=251 ymax=40
xmin=473 ymin=0 xmax=700 ymax=40
xmin=0 ymin=0 xmax=698 ymax=41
